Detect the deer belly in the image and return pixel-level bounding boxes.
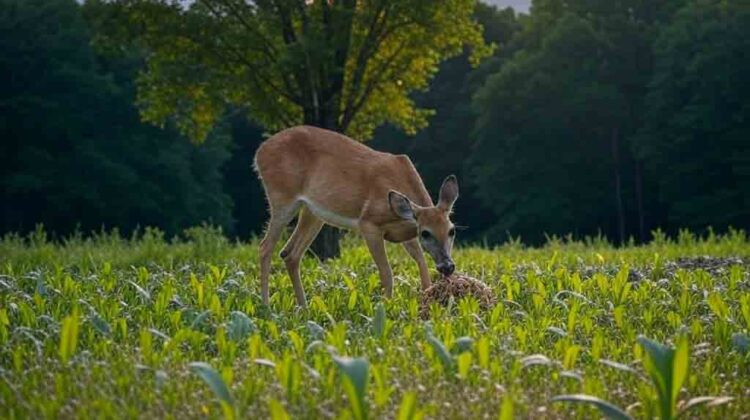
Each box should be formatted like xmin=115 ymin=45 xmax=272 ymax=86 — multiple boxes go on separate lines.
xmin=300 ymin=196 xmax=359 ymax=230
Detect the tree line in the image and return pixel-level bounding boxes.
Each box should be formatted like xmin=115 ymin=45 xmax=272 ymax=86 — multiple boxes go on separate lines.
xmin=375 ymin=0 xmax=749 ymax=244
xmin=1 ymin=0 xmax=747 ymax=246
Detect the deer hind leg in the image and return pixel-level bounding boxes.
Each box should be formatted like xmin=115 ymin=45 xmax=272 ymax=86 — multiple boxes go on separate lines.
xmin=259 ymin=197 xmax=301 ymax=306
xmin=279 ymin=207 xmax=324 ymax=307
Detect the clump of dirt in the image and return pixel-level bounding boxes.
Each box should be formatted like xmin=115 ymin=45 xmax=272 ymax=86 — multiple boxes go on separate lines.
xmin=668 ymin=256 xmax=745 ymax=276
xmin=575 ymin=256 xmax=746 ymax=283
xmin=420 ymin=273 xmax=496 ymax=318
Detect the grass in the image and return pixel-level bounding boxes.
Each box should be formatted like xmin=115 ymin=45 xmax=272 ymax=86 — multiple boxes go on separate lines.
xmin=1 ymin=226 xmax=749 ymax=419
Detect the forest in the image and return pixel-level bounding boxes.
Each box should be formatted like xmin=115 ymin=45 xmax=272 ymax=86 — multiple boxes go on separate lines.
xmin=2 ymin=0 xmax=748 ymax=245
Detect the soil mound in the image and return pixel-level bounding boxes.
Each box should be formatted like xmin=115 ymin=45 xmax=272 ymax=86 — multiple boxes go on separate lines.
xmin=420 ymin=273 xmax=496 ymax=317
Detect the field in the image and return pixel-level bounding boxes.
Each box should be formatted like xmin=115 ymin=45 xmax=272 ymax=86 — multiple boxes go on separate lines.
xmin=1 ymin=227 xmax=749 ymax=419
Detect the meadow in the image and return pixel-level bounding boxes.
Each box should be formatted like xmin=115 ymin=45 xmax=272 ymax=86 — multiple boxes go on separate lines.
xmin=1 ymin=226 xmax=748 ymax=419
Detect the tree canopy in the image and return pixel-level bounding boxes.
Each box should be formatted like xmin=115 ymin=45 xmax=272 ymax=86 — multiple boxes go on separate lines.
xmin=465 ymin=0 xmax=746 ymax=244
xmin=635 ymin=0 xmax=750 ymax=230
xmin=1 ymin=0 xmax=233 ymax=236
xmin=90 ymin=0 xmax=493 ymax=141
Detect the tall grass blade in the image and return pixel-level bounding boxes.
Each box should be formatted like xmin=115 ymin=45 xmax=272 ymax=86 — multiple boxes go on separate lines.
xmin=59 ymin=311 xmax=80 ymax=363
xmin=498 ymin=394 xmax=514 ymax=420
xmin=397 ymin=391 xmax=421 ymax=420
xmin=268 ymin=399 xmax=290 ymax=420
xmin=372 ymin=302 xmax=386 ymax=339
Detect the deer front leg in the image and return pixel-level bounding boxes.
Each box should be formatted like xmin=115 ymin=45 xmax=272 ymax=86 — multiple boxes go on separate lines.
xmin=361 ymin=226 xmax=393 ymax=298
xmin=402 ymin=239 xmax=432 ymax=291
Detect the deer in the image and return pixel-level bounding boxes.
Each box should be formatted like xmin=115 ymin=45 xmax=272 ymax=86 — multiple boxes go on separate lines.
xmin=253 ymin=125 xmax=459 ymax=307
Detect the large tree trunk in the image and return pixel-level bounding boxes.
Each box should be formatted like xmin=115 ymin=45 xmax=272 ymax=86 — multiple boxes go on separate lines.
xmin=310 ymin=225 xmax=342 ymax=261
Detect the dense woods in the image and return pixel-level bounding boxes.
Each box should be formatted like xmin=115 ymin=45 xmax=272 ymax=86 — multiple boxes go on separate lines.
xmin=1 ymin=0 xmax=748 ymax=245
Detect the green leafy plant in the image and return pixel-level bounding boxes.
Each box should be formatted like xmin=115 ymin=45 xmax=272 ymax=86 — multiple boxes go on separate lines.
xmin=0 ymin=227 xmax=746 ymax=418
xmin=332 ymin=355 xmax=370 ymax=420
xmin=372 ymin=302 xmax=386 ymax=340
xmin=189 ymin=362 xmax=235 ymax=420
xmin=397 ymin=391 xmax=423 ymax=420
xmin=58 ymin=310 xmax=80 ymax=364
xmin=553 ymin=336 xmax=732 ymax=419
xmin=638 ymin=335 xmax=689 ymax=419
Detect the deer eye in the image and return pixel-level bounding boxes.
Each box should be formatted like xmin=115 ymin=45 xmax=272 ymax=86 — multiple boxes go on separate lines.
xmin=420 ymin=230 xmax=432 ymax=240
xmin=448 ymin=227 xmax=456 ymax=237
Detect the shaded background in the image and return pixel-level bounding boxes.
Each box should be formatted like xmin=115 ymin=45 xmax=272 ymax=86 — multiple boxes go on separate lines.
xmin=2 ymin=0 xmax=748 ymax=245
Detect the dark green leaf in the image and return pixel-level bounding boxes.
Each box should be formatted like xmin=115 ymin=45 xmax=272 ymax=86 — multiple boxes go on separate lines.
xmin=372 ymin=302 xmax=386 ymax=339
xmin=227 ymin=311 xmax=254 ymax=342
xmin=188 ymin=362 xmax=234 ymax=405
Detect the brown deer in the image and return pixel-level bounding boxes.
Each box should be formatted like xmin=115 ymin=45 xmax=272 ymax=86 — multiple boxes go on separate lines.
xmin=254 ymin=126 xmax=459 ymax=306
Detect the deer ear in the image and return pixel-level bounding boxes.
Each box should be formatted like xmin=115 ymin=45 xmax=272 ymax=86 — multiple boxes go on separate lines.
xmin=438 ymin=175 xmax=459 ymax=211
xmin=388 ymin=191 xmax=416 ymax=221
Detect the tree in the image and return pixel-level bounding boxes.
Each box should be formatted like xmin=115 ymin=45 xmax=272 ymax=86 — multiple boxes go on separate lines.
xmin=1 ymin=0 xmax=233 ymax=237
xmin=470 ymin=13 xmax=618 ymax=244
xmin=89 ymin=0 xmax=492 ymax=258
xmin=469 ymin=0 xmax=682 ymax=244
xmin=635 ymin=0 xmax=750 ymax=232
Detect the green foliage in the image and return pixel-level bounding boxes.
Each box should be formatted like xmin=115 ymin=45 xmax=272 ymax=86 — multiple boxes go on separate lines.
xmin=498 ymin=393 xmax=514 ymax=420
xmin=371 ymin=302 xmax=386 ymax=340
xmin=638 ymin=335 xmax=689 ymax=420
xmin=397 ymin=391 xmax=423 ymax=420
xmin=470 ymin=0 xmax=670 ymax=244
xmin=634 ymin=0 xmax=750 ymax=230
xmin=554 ymin=336 xmax=734 ymax=419
xmin=189 ymin=362 xmax=236 ymax=419
xmin=464 ymin=0 xmax=748 ymax=244
xmin=58 ymin=310 xmax=80 ymax=364
xmin=332 ymin=355 xmax=370 ymax=420
xmin=91 ymin=0 xmax=492 ymax=141
xmin=0 ymin=0 xmax=234 ymax=237
xmin=2 ymin=228 xmax=747 ymax=417
xmin=227 ymin=311 xmax=255 ymax=342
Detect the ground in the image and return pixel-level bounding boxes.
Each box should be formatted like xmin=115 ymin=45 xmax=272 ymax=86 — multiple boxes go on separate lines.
xmin=0 ymin=227 xmax=748 ymax=419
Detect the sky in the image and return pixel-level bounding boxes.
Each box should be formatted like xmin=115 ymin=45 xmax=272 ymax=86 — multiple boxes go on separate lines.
xmin=484 ymin=0 xmax=531 ymax=13
xmin=120 ymin=1 xmax=531 ymax=14
xmin=169 ymin=1 xmax=532 ymax=14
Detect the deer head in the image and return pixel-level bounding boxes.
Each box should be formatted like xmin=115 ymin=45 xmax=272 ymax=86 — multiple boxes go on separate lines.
xmin=388 ymin=175 xmax=459 ymax=276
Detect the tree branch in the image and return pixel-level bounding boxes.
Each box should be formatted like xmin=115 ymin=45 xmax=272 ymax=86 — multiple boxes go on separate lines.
xmin=199 ymin=0 xmax=301 ymax=105
xmin=340 ymin=39 xmax=412 ymax=132
xmin=341 ymin=4 xmax=419 ymax=129
xmin=342 ymin=1 xmax=389 ymax=116
xmin=210 ymin=0 xmax=278 ymax=58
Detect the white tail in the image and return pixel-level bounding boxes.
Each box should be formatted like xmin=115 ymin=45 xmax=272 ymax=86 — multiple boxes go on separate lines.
xmin=254 ymin=126 xmax=459 ymax=306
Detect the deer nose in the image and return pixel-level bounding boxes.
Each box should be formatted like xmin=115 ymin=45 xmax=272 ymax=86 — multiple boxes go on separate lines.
xmin=437 ymin=261 xmax=455 ymax=276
